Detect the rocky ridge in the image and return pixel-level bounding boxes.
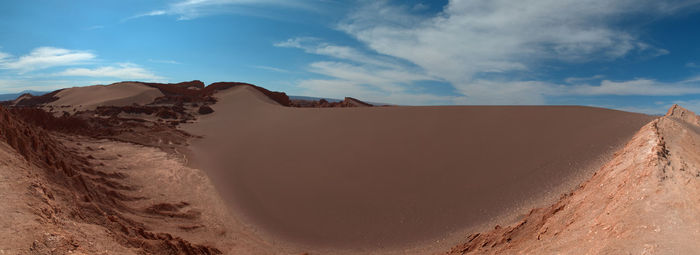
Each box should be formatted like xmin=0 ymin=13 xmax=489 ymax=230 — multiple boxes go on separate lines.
xmin=445 ymin=105 xmax=700 ymax=254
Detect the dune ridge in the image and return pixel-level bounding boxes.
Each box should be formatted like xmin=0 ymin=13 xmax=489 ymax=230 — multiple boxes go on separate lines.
xmin=47 ymin=82 xmax=165 ymax=112
xmin=445 ymin=105 xmax=700 ymax=254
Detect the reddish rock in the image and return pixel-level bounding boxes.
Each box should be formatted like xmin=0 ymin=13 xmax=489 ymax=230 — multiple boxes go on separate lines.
xmin=198 ymin=105 xmax=214 ymax=115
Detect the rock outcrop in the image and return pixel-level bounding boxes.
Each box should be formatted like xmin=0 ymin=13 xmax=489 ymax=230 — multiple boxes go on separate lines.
xmin=445 ymin=105 xmax=700 ymax=254
xmin=289 ymin=96 xmax=374 ymax=108
xmin=0 ymin=106 xmax=221 ymax=254
xmin=198 ymin=105 xmax=214 ymax=115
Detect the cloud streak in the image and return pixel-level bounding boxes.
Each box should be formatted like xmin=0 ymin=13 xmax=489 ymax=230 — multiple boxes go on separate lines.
xmin=276 ymin=0 xmax=700 ymax=105
xmin=56 ymin=63 xmax=164 ymax=81
xmin=274 ymin=38 xmax=443 ymax=104
xmin=339 ymin=0 xmax=686 ymax=85
xmin=129 ymin=0 xmax=320 ymax=21
xmin=251 ymin=65 xmax=291 ymax=73
xmin=567 ymin=79 xmax=700 ymax=96
xmin=148 ymin=59 xmax=180 ymax=64
xmin=0 ymin=47 xmax=95 ymax=73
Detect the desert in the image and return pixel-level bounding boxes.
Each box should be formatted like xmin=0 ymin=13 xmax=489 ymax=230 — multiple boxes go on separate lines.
xmin=3 ymin=1 xmax=700 ymax=254
xmin=3 ymin=81 xmax=696 ymax=254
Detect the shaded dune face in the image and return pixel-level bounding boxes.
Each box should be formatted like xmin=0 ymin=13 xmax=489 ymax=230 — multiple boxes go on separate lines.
xmin=184 ymin=87 xmax=654 ymax=249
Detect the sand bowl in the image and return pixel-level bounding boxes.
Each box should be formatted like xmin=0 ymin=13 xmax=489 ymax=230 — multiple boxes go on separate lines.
xmin=182 ymin=86 xmax=654 ymax=252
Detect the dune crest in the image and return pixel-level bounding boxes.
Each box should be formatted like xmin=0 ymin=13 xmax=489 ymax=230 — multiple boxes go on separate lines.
xmin=47 ymin=82 xmax=165 ymax=112
xmin=445 ymin=105 xmax=700 ymax=254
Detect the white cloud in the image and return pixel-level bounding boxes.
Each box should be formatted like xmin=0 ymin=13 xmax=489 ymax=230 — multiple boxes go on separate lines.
xmin=0 ymin=47 xmax=95 ymax=73
xmin=453 ymin=80 xmax=552 ymax=105
xmin=274 ymin=36 xmax=445 ymax=102
xmin=148 ymin=59 xmax=180 ymax=64
xmin=0 ymin=79 xmax=116 ymax=94
xmin=125 ymin=10 xmax=168 ymax=21
xmin=277 ymin=37 xmax=700 ymax=105
xmin=56 ymin=63 xmax=164 ymax=81
xmin=274 ymin=38 xmax=443 ymax=102
xmin=251 ymin=65 xmax=291 ymax=73
xmin=293 ymin=60 xmax=442 ymax=104
xmin=274 ymin=37 xmax=402 ymax=69
xmin=313 ymin=0 xmax=700 ymax=104
xmin=268 ymin=1 xmax=700 ymax=105
xmin=297 ymin=79 xmax=456 ymax=105
xmin=130 ymin=0 xmax=319 ymax=21
xmin=339 ymin=1 xmax=684 ymax=84
xmin=568 ymin=79 xmax=700 ymax=96
xmin=307 ymin=61 xmax=431 ymax=92
xmin=450 ymin=78 xmax=700 ymax=105
xmin=565 ymin=75 xmax=605 ymax=84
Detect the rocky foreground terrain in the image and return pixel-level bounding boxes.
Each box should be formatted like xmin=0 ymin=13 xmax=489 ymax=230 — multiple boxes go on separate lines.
xmin=1 ymin=80 xmax=698 ymax=254
xmin=0 ymin=81 xmax=374 ymax=255
xmin=445 ymin=105 xmax=700 ymax=254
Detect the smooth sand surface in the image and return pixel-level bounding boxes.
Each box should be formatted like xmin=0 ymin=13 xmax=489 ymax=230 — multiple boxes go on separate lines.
xmin=48 ymin=82 xmax=164 ymax=111
xmin=183 ymin=86 xmax=654 ymax=251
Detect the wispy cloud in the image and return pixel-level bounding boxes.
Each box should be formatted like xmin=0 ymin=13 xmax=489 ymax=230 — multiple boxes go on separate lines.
xmin=567 ymin=79 xmax=700 ymax=96
xmin=85 ymin=25 xmax=104 ymax=30
xmin=341 ymin=1 xmax=682 ymax=81
xmin=0 ymin=47 xmax=167 ymax=92
xmin=274 ymin=38 xmax=443 ymax=104
xmin=0 ymin=79 xmax=116 ymax=94
xmin=274 ymin=37 xmax=402 ymax=69
xmin=274 ymin=0 xmax=700 ymax=105
xmin=296 ymin=79 xmax=456 ymax=105
xmin=148 ymin=59 xmax=180 ymax=64
xmin=56 ymin=63 xmax=164 ymax=81
xmin=124 ymin=10 xmax=167 ymax=21
xmin=128 ymin=0 xmax=320 ymax=21
xmin=0 ymin=47 xmax=95 ymax=73
xmin=565 ymin=75 xmax=605 ymax=84
xmin=251 ymin=65 xmax=290 ymax=73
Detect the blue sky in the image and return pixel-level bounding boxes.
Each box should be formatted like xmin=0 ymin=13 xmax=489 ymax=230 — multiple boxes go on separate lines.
xmin=2 ymin=0 xmax=700 ymax=114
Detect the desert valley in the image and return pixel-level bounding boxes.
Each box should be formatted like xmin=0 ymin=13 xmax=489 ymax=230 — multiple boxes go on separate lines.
xmin=5 ymin=1 xmax=700 ymax=254
xmin=2 ymin=81 xmax=699 ymax=254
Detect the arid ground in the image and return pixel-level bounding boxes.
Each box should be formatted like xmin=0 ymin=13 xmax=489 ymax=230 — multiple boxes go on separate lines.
xmin=2 ymin=81 xmax=698 ymax=255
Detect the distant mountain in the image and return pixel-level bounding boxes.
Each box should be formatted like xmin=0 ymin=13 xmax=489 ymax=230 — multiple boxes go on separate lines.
xmin=289 ymin=95 xmax=389 ymax=106
xmin=0 ymin=90 xmax=49 ymax=101
xmin=289 ymin=95 xmax=343 ymax=103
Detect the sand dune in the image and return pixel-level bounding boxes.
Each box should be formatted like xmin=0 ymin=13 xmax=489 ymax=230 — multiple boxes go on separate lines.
xmin=47 ymin=82 xmax=164 ymax=112
xmin=183 ymin=86 xmax=654 ymax=252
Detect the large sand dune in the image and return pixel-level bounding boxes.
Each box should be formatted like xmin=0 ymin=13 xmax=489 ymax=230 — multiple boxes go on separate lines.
xmin=183 ymin=86 xmax=654 ymax=252
xmin=47 ymin=82 xmax=164 ymax=112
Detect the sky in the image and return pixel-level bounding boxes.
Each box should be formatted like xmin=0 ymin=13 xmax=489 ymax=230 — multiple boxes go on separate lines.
xmin=2 ymin=0 xmax=700 ymax=114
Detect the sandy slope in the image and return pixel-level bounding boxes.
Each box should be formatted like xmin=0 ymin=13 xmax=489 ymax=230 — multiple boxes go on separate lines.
xmin=46 ymin=82 xmax=164 ymax=113
xmin=445 ymin=105 xmax=700 ymax=254
xmin=182 ymin=86 xmax=653 ymax=253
